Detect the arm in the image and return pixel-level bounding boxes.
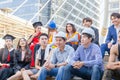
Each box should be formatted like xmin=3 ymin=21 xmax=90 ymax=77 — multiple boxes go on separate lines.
xmin=108 ymin=44 xmax=117 ymax=62
xmin=35 ymin=51 xmax=41 ymax=69
xmin=50 ymin=51 xmax=57 ymax=64
xmin=48 ymin=32 xmax=56 ymax=47
xmin=92 ymin=27 xmax=99 ymax=45
xmin=27 ymin=35 xmax=34 ymax=45
xmin=105 ymin=27 xmax=112 ymax=44
xmin=67 ymin=34 xmax=78 ymax=42
xmin=69 ymin=46 xmax=80 ymax=65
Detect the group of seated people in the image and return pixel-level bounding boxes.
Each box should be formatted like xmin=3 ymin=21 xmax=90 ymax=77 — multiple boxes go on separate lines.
xmin=0 ymin=12 xmax=120 ymax=80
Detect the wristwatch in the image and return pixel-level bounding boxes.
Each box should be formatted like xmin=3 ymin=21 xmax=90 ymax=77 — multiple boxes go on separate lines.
xmin=55 ymin=64 xmax=57 ymax=68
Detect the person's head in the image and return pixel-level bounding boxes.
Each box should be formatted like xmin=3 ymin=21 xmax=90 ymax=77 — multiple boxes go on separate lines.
xmin=39 ymin=33 xmax=49 ymax=47
xmin=33 ymin=21 xmax=43 ymax=33
xmin=82 ymin=17 xmax=92 ymax=27
xmin=3 ymin=34 xmax=15 ymax=48
xmin=110 ymin=13 xmax=120 ymax=26
xmin=48 ymin=21 xmax=57 ymax=31
xmin=81 ymin=28 xmax=95 ymax=46
xmin=66 ymin=21 xmax=76 ymax=33
xmin=17 ymin=38 xmax=28 ymax=50
xmin=55 ymin=31 xmax=66 ymax=48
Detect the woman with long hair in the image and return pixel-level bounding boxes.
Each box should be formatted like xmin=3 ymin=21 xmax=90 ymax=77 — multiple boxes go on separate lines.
xmin=0 ymin=34 xmax=15 ymax=80
xmin=66 ymin=21 xmax=80 ymax=50
xmin=8 ymin=38 xmax=31 ymax=80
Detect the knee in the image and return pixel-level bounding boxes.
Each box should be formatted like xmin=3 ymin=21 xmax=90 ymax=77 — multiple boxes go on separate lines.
xmin=64 ymin=64 xmax=72 ymax=71
xmin=40 ymin=67 xmax=47 ymax=73
xmin=92 ymin=65 xmax=100 ymax=72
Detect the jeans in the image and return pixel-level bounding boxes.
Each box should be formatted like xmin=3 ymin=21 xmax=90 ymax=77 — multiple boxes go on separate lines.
xmin=37 ymin=66 xmax=64 ymax=80
xmin=63 ymin=64 xmax=103 ymax=80
xmin=100 ymin=43 xmax=110 ymax=58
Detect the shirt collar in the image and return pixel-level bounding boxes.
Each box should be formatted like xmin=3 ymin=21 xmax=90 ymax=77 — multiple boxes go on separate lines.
xmin=57 ymin=45 xmax=68 ymax=52
xmin=82 ymin=43 xmax=92 ymax=49
xmin=9 ymin=48 xmax=14 ymax=52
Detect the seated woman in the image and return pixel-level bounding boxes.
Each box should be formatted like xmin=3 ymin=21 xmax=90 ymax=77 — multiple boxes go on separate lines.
xmin=7 ymin=38 xmax=31 ymax=80
xmin=66 ymin=21 xmax=80 ymax=50
xmin=28 ymin=22 xmax=42 ymax=67
xmin=20 ymin=33 xmax=52 ymax=80
xmin=48 ymin=21 xmax=57 ymax=49
xmin=0 ymin=34 xmax=15 ymax=80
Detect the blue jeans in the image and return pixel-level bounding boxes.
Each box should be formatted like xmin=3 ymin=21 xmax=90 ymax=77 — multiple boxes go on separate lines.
xmin=37 ymin=66 xmax=64 ymax=80
xmin=63 ymin=64 xmax=103 ymax=80
xmin=100 ymin=43 xmax=110 ymax=58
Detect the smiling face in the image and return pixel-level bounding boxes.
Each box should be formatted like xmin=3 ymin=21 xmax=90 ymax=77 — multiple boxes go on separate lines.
xmin=111 ymin=16 xmax=119 ymax=26
xmin=35 ymin=26 xmax=41 ymax=33
xmin=39 ymin=35 xmax=48 ymax=47
xmin=82 ymin=20 xmax=92 ymax=27
xmin=19 ymin=38 xmax=27 ymax=47
xmin=66 ymin=24 xmax=73 ymax=33
xmin=55 ymin=37 xmax=66 ymax=48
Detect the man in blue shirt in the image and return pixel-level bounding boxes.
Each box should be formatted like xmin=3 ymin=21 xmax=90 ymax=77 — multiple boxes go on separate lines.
xmin=37 ymin=31 xmax=74 ymax=80
xmin=62 ymin=28 xmax=103 ymax=80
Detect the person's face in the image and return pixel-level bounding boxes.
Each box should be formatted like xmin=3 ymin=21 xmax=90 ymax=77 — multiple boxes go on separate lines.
xmin=66 ymin=24 xmax=73 ymax=33
xmin=35 ymin=26 xmax=41 ymax=33
xmin=19 ymin=38 xmax=27 ymax=47
xmin=111 ymin=16 xmax=119 ymax=26
xmin=55 ymin=37 xmax=66 ymax=48
xmin=83 ymin=20 xmax=91 ymax=27
xmin=39 ymin=36 xmax=48 ymax=46
xmin=5 ymin=39 xmax=13 ymax=47
xmin=81 ymin=34 xmax=92 ymax=46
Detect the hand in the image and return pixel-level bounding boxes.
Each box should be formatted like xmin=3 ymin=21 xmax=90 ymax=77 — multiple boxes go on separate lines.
xmin=45 ymin=63 xmax=55 ymax=70
xmin=73 ymin=61 xmax=84 ymax=69
xmin=106 ymin=62 xmax=118 ymax=70
xmin=21 ymin=68 xmax=25 ymax=71
xmin=108 ymin=42 xmax=112 ymax=48
xmin=0 ymin=63 xmax=2 ymax=67
xmin=32 ymin=33 xmax=38 ymax=37
xmin=44 ymin=61 xmax=50 ymax=67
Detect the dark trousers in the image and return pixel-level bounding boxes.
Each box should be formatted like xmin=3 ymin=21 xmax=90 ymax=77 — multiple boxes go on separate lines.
xmin=102 ymin=69 xmax=120 ymax=80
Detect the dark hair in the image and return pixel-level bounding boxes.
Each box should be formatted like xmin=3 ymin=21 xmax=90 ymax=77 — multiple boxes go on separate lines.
xmin=17 ymin=38 xmax=31 ymax=62
xmin=66 ymin=23 xmax=76 ymax=33
xmin=33 ymin=21 xmax=43 ymax=28
xmin=39 ymin=33 xmax=49 ymax=39
xmin=82 ymin=17 xmax=92 ymax=24
xmin=82 ymin=33 xmax=94 ymax=42
xmin=110 ymin=13 xmax=120 ymax=19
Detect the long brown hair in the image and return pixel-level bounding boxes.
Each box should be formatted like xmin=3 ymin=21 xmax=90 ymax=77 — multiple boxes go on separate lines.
xmin=17 ymin=38 xmax=31 ymax=62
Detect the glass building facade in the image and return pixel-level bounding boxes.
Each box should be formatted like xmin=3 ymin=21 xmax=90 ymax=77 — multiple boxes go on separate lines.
xmin=51 ymin=0 xmax=101 ymax=32
xmin=0 ymin=0 xmax=101 ymax=32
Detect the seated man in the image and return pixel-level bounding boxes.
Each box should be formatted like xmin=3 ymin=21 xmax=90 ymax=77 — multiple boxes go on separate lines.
xmin=62 ymin=28 xmax=103 ymax=80
xmin=100 ymin=13 xmax=120 ymax=58
xmin=21 ymin=33 xmax=51 ymax=80
xmin=102 ymin=31 xmax=120 ymax=80
xmin=37 ymin=31 xmax=74 ymax=80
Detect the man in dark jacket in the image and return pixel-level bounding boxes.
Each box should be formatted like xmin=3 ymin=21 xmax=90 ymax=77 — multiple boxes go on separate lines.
xmin=82 ymin=17 xmax=99 ymax=45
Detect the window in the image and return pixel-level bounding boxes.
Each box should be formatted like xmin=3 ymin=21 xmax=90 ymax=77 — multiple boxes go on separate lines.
xmin=110 ymin=2 xmax=119 ymax=9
